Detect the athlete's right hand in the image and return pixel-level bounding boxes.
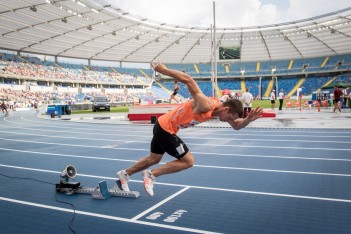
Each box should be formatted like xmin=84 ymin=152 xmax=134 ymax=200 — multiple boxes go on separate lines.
xmin=151 ymin=60 xmax=166 ymax=74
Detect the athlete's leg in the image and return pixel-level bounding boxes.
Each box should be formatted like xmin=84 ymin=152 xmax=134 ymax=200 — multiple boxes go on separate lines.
xmin=170 ymin=94 xmax=174 ymax=102
xmin=150 ymin=151 xmax=194 ymax=177
xmin=142 ymin=152 xmax=194 ymax=196
xmin=125 ymin=152 xmax=163 ymax=176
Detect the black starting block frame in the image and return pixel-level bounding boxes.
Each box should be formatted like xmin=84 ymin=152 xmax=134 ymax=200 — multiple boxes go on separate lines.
xmin=56 ymin=180 xmax=139 ymax=199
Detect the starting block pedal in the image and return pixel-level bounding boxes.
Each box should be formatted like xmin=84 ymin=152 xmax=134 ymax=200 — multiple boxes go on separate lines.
xmin=67 ymin=180 xmax=139 ymax=199
xmin=91 ymin=180 xmax=112 ymax=199
xmin=110 ymin=180 xmax=140 ymax=198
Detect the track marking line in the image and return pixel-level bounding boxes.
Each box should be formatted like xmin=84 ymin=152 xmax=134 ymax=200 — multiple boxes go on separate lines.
xmin=0 ymin=196 xmax=220 ymax=234
xmin=1 ymin=123 xmax=351 ymax=141
xmin=0 ymin=136 xmax=350 ymax=151
xmin=2 ymin=148 xmax=351 ymax=176
xmin=131 ymin=187 xmax=190 ymax=221
xmin=1 ymin=164 xmax=351 ymax=203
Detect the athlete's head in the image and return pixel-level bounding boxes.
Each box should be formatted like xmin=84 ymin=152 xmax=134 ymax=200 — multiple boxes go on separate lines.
xmin=218 ymin=99 xmax=243 ymax=121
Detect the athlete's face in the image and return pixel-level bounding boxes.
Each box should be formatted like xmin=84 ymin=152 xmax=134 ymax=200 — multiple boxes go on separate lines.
xmin=218 ymin=108 xmax=239 ymax=122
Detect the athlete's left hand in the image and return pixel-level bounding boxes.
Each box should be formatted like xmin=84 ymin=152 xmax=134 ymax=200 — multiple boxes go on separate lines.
xmin=247 ymin=107 xmax=264 ymax=122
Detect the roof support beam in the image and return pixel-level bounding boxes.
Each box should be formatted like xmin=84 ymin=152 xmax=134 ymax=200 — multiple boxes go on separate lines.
xmin=181 ymin=33 xmax=207 ymax=63
xmin=259 ymin=30 xmax=271 ymax=60
xmin=278 ymin=29 xmax=303 ymax=56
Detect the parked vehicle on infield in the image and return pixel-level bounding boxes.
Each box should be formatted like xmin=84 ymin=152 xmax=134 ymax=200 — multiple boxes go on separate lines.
xmin=92 ymin=96 xmax=110 ymax=112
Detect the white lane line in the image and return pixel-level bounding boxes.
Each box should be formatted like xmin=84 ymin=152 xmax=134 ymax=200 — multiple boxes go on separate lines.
xmin=0 ymin=125 xmax=142 ymax=137
xmin=2 ymin=146 xmax=351 ymax=163
xmin=0 ymin=196 xmax=220 ymax=234
xmin=1 ymin=127 xmax=351 ymax=144
xmin=0 ymin=130 xmax=133 ymax=143
xmin=6 ymin=115 xmax=351 ymax=137
xmin=196 ymin=165 xmax=351 ymax=177
xmin=194 ymin=151 xmax=351 ymax=162
xmin=1 ymin=164 xmax=351 ymax=203
xmin=2 ymin=122 xmax=351 ymax=141
xmin=0 ymin=147 xmax=138 ymax=162
xmin=1 ymin=148 xmax=351 ymax=177
xmin=131 ymin=187 xmax=190 ymax=221
xmin=0 ymin=136 xmax=350 ymax=151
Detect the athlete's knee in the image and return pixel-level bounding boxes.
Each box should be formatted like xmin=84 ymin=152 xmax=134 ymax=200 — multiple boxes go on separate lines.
xmin=184 ymin=160 xmax=194 ymax=169
xmin=181 ymin=153 xmax=194 ymax=168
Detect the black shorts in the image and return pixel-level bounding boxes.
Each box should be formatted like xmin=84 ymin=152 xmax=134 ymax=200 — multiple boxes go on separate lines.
xmin=271 ymin=100 xmax=275 ymax=104
xmin=172 ymin=90 xmax=178 ymax=96
xmin=333 ymin=99 xmax=341 ymax=104
xmin=151 ymin=120 xmax=189 ymax=159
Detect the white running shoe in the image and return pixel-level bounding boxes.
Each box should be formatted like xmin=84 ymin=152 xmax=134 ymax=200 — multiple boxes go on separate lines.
xmin=143 ymin=170 xmax=156 ymax=196
xmin=116 ymin=170 xmax=130 ymax=192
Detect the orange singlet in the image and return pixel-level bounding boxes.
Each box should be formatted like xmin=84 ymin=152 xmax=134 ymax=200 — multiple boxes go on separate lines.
xmin=158 ymin=100 xmax=218 ymax=135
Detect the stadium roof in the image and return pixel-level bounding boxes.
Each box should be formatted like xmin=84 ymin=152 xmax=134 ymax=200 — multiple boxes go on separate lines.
xmin=0 ymin=0 xmax=351 ymax=63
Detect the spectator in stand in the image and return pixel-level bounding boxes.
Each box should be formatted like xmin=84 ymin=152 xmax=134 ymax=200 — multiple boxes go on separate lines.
xmin=278 ymin=89 xmax=284 ymax=111
xmin=333 ymin=85 xmax=342 ymax=113
xmin=241 ymin=88 xmax=253 ymax=117
xmin=270 ymin=90 xmax=276 ymax=109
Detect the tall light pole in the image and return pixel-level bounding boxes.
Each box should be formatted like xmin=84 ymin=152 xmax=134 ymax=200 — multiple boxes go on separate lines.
xmin=212 ymin=1 xmax=218 ymax=97
xmin=211 ymin=24 xmax=214 ymax=97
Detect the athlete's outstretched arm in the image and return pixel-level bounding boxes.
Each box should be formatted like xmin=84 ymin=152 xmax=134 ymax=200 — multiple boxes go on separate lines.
xmin=228 ymin=107 xmax=263 ymax=130
xmin=151 ymin=61 xmax=212 ymax=112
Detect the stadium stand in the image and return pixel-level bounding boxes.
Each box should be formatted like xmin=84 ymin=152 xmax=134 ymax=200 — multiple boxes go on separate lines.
xmin=1 ymin=50 xmax=351 ymax=105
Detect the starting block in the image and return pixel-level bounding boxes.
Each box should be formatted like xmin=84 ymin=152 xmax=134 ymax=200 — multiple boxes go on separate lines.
xmin=56 ymin=180 xmax=140 ymax=199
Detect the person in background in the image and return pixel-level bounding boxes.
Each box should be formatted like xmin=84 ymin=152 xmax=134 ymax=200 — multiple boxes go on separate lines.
xmin=278 ymin=89 xmax=284 ymax=110
xmin=220 ymin=89 xmax=232 ymax=103
xmin=333 ymin=85 xmax=342 ymax=113
xmin=170 ymin=80 xmax=180 ymax=103
xmin=241 ymin=88 xmax=253 ymax=117
xmin=34 ymin=102 xmax=39 ymax=115
xmin=1 ymin=101 xmax=8 ymax=115
xmin=270 ymin=90 xmax=276 ymax=109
